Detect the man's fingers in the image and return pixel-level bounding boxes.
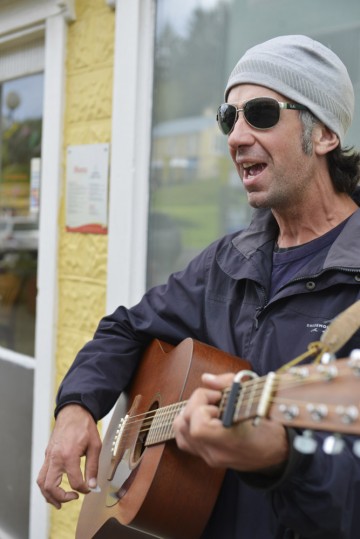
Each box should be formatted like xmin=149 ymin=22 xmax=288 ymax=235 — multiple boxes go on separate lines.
xmin=37 ymin=405 xmax=103 ymax=508
xmin=37 ymin=446 xmax=88 ymax=507
xmin=44 ymin=484 xmax=79 ymax=509
xmin=66 ymin=463 xmax=89 ymax=495
xmin=202 ymin=372 xmax=236 ymax=389
xmin=37 ymin=461 xmax=79 ymax=509
xmin=84 ymin=436 xmax=102 ymax=488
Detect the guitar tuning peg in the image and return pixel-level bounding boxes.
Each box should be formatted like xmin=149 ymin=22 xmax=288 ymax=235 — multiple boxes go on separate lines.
xmin=349 ymin=349 xmax=360 ymax=376
xmin=293 ymin=429 xmax=318 ymax=454
xmin=353 ymin=440 xmax=360 ymax=458
xmin=350 ymin=349 xmax=360 ymax=360
xmin=323 ymin=434 xmax=344 ymax=455
xmin=320 ymin=352 xmax=336 ymax=364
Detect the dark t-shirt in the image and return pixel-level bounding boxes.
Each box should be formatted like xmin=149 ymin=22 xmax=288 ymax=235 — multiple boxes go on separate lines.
xmin=270 ymin=219 xmax=348 ymax=299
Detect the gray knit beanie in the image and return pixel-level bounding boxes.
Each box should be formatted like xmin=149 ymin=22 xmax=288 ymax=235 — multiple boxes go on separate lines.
xmin=225 ymin=35 xmax=354 ymax=144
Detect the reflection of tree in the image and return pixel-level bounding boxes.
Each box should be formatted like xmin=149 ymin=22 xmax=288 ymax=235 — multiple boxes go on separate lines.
xmin=6 ymin=91 xmax=21 ymax=121
xmin=0 ymin=118 xmax=42 ymax=214
xmin=154 ymin=3 xmax=229 ymax=123
xmin=3 ymin=120 xmax=42 ymax=167
xmin=2 ymin=119 xmax=42 ymax=179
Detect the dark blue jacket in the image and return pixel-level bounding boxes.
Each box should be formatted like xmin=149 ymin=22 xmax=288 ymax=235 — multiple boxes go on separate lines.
xmin=57 ymin=195 xmax=360 ymax=539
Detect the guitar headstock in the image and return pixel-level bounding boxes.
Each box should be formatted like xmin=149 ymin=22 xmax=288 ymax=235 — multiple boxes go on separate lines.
xmin=221 ymin=351 xmax=360 ymax=455
xmin=271 ymin=352 xmax=360 ymax=436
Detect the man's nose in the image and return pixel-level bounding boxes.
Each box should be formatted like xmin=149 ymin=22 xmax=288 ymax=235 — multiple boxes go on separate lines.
xmin=227 ymin=113 xmax=256 ymax=149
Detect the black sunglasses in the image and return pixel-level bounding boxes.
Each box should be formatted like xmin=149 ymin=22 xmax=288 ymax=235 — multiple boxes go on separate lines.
xmin=216 ymin=97 xmax=308 ymax=135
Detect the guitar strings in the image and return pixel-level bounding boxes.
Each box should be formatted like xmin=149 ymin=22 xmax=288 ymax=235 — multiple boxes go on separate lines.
xmin=117 ymin=369 xmax=339 ymax=428
xmin=110 ymin=371 xmax=347 ymax=450
xmin=115 ymin=373 xmax=336 ymax=433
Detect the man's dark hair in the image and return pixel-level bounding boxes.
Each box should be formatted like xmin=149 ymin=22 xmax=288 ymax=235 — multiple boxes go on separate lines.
xmin=300 ymin=110 xmax=360 ymax=195
xmin=327 ymin=146 xmax=360 ymax=194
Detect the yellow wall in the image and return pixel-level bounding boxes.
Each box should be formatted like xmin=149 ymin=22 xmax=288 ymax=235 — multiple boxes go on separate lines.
xmin=51 ymin=1 xmax=115 ymax=536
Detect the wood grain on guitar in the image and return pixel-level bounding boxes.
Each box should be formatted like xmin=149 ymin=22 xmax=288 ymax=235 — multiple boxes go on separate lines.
xmin=76 ymin=338 xmax=360 ymax=539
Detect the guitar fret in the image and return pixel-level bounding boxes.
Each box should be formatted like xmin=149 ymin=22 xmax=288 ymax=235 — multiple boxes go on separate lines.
xmin=234 ymin=386 xmax=244 ymax=422
xmin=245 ymin=380 xmax=257 ymax=417
xmin=146 ymin=403 xmax=184 ymax=446
xmin=146 ymin=408 xmax=162 ymax=446
xmin=159 ymin=408 xmax=166 ymax=442
xmin=256 ymin=372 xmax=276 ymax=417
xmin=162 ymin=406 xmax=173 ymax=440
xmin=164 ymin=403 xmax=178 ymax=440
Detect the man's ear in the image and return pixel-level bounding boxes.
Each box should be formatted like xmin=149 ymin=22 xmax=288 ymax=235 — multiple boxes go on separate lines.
xmin=313 ymin=124 xmax=339 ymax=155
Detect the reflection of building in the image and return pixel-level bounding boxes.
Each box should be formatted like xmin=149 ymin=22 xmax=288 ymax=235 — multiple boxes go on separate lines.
xmin=152 ymin=113 xmax=227 ymax=183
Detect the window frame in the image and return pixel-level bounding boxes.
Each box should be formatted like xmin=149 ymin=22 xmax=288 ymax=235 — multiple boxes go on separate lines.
xmin=29 ymin=12 xmax=68 ymax=538
xmin=0 ymin=1 xmax=75 ymax=538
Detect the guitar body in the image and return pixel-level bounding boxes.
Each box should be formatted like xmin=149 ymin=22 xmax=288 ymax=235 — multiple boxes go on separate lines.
xmin=76 ymin=338 xmax=247 ymax=539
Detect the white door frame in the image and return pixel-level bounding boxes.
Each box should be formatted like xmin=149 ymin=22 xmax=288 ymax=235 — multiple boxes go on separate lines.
xmin=0 ymin=2 xmax=74 ymax=539
xmin=106 ymin=0 xmax=156 ymax=313
xmin=29 ymin=9 xmax=70 ymax=539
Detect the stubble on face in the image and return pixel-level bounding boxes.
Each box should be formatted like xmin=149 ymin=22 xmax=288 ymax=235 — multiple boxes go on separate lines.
xmin=243 ymin=132 xmax=314 ymax=212
xmin=246 ymin=165 xmax=310 ymax=210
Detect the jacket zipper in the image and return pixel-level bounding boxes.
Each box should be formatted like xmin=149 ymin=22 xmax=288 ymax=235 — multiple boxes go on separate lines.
xmin=254 ymin=286 xmax=268 ymax=329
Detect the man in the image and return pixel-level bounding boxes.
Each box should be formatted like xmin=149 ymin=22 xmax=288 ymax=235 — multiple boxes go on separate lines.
xmin=38 ymin=35 xmax=360 ymax=538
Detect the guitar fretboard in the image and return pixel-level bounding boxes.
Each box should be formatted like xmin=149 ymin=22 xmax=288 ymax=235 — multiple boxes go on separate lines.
xmin=146 ymin=402 xmax=186 ymax=445
xmin=144 ymin=374 xmax=274 ymax=446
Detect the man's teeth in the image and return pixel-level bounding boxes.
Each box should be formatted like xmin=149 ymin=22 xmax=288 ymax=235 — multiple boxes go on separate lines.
xmin=243 ymin=162 xmax=265 ymax=177
xmin=243 ymin=163 xmax=257 ymax=169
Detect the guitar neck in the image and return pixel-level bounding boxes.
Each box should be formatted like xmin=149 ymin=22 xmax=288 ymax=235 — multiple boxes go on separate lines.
xmin=146 ymin=401 xmax=186 ymax=446
xmin=143 ymin=356 xmax=360 ymax=446
xmin=144 ymin=373 xmax=280 ymax=446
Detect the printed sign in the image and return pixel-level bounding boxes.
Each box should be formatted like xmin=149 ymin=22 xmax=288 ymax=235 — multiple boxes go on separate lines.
xmin=66 ymin=144 xmax=110 ymax=234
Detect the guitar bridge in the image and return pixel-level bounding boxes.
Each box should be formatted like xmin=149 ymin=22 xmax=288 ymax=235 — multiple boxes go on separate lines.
xmin=111 ymin=415 xmax=129 ymax=458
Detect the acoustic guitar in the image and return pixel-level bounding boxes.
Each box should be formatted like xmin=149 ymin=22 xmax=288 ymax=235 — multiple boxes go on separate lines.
xmin=76 ymin=338 xmax=360 ymax=539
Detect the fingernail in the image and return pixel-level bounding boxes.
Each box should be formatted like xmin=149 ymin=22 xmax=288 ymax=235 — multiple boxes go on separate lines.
xmin=202 ymin=373 xmax=216 ymax=381
xmin=88 ymin=478 xmax=100 ymax=492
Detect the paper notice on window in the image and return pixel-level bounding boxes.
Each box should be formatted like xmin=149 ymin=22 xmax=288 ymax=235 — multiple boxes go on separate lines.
xmin=66 ymin=144 xmax=110 ymax=234
xmin=30 ymin=158 xmax=41 ymax=215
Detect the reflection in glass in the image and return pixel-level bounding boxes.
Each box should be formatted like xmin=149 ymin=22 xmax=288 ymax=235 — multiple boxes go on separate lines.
xmin=148 ymin=0 xmax=250 ymax=287
xmin=147 ymin=0 xmax=360 ymax=289
xmin=0 ymin=73 xmax=43 ymax=355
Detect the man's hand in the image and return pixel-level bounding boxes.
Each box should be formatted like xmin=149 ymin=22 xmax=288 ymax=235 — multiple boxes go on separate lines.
xmin=37 ymin=404 xmax=102 ymax=509
xmin=173 ymin=372 xmax=289 ymax=472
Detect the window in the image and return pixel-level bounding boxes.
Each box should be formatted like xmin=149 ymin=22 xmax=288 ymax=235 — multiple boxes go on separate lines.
xmin=0 ymin=72 xmax=43 ymax=355
xmin=147 ymin=0 xmax=360 ymax=288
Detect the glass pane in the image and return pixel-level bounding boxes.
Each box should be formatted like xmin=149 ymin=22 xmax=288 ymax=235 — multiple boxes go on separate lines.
xmin=147 ymin=0 xmax=360 ymax=288
xmin=0 ymin=72 xmax=43 ymax=355
xmin=0 ymin=360 xmax=33 ymax=538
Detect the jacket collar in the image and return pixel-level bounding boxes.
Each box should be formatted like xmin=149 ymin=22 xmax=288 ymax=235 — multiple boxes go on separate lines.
xmin=217 ymin=188 xmax=360 ymax=280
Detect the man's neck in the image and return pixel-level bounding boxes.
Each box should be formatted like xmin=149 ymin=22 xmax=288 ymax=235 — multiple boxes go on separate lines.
xmin=273 ymin=194 xmax=358 ymax=249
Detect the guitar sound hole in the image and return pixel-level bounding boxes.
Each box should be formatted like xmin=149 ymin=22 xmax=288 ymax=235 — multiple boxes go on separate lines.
xmin=132 ymin=400 xmax=159 ymax=463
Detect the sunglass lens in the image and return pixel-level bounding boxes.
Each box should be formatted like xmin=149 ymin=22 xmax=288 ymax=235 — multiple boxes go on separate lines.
xmin=217 ymin=104 xmax=237 ymax=134
xmin=245 ymin=98 xmax=280 ymax=129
